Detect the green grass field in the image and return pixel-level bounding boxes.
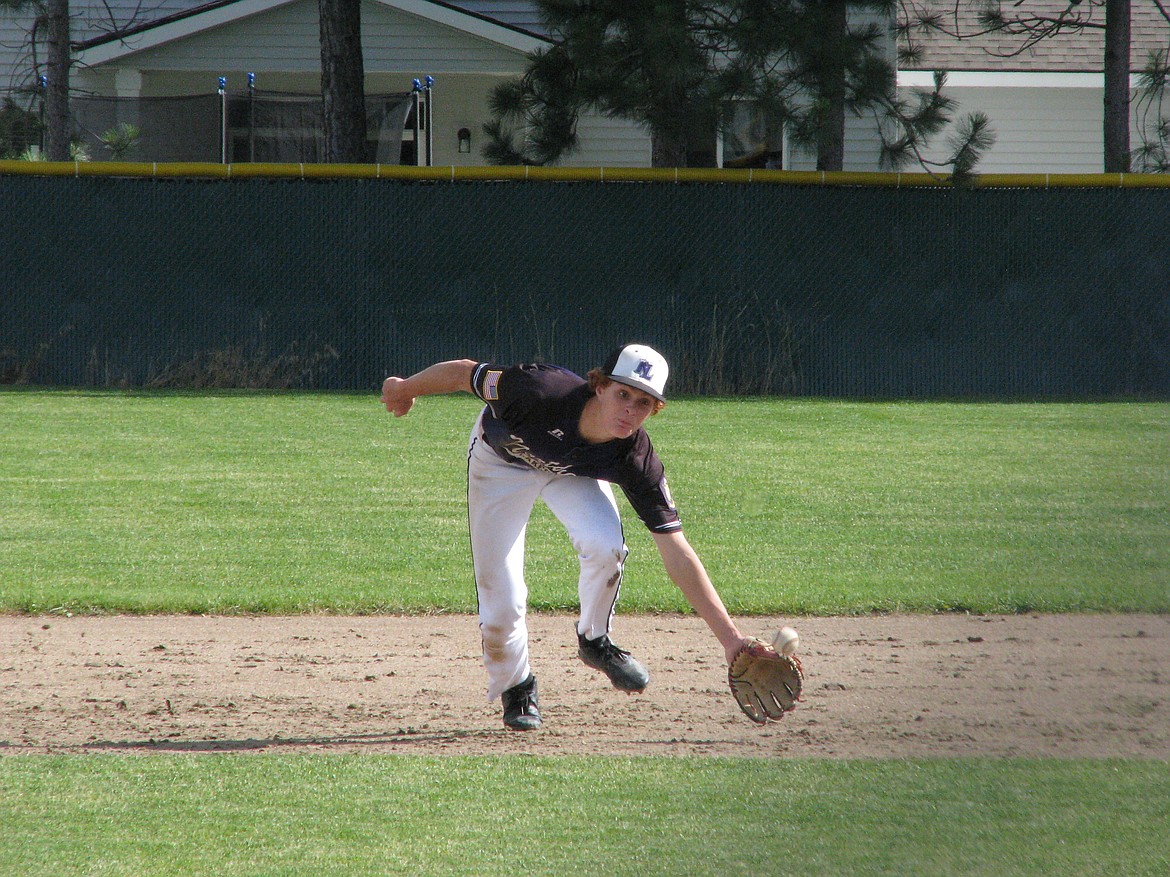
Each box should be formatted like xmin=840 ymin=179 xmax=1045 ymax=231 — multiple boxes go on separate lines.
xmin=1 ymin=390 xmax=1167 ymax=614
xmin=0 ymin=756 xmax=1165 ymax=877
xmin=1 ymin=389 xmax=1168 ymax=876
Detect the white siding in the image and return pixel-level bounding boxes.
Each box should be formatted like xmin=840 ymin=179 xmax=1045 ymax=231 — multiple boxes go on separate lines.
xmin=445 ymin=1 xmax=546 ymax=35
xmin=785 ymin=111 xmax=887 ymax=173
xmin=898 ymin=84 xmax=1107 ymax=174
xmin=569 ymin=113 xmax=651 ymax=168
xmin=364 ymin=2 xmax=534 ymax=73
xmin=2 ymin=0 xmax=204 ymax=98
xmin=83 ymin=0 xmax=529 ymax=75
xmin=77 ymin=0 xmax=201 ymax=22
xmin=0 ymin=14 xmax=35 ymax=97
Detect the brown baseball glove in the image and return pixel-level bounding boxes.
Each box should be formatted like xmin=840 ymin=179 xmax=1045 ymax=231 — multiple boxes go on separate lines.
xmin=728 ymin=637 xmax=804 ymax=723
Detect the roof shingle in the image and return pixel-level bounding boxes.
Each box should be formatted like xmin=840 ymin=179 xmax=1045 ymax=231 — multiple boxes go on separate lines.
xmin=898 ymin=0 xmax=1170 ymax=72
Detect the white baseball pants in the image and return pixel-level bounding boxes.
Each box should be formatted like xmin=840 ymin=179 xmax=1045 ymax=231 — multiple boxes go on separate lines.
xmin=467 ymin=412 xmax=628 ymax=702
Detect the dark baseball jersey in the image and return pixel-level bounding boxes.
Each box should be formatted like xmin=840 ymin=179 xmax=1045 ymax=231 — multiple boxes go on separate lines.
xmin=470 ymin=361 xmax=681 ymax=533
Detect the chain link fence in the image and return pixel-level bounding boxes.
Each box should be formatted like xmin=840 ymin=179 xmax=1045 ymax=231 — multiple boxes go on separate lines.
xmin=2 ymin=173 xmax=1167 ymax=398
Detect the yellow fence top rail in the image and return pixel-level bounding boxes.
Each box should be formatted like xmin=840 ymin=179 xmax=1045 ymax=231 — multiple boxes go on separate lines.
xmin=3 ymin=160 xmax=1170 ymax=188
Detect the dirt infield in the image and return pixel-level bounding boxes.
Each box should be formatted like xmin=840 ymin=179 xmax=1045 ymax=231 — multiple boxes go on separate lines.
xmin=2 ymin=613 xmax=1167 ymax=758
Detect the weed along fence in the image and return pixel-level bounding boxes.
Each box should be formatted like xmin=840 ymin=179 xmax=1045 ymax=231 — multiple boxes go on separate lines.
xmin=1 ymin=162 xmax=1168 ymax=398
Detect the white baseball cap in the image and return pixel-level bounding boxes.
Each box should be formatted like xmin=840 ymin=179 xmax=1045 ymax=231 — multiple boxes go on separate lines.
xmin=602 ymin=343 xmax=669 ymax=402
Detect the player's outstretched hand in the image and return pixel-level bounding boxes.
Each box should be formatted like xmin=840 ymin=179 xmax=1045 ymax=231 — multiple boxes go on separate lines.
xmin=381 ymin=376 xmax=415 ymax=417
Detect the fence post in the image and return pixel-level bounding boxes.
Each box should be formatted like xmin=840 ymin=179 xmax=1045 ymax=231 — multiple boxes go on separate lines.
xmin=37 ymin=75 xmax=47 ymax=157
xmin=247 ymin=72 xmax=256 ymax=162
xmin=218 ymin=76 xmax=227 ymax=163
xmin=424 ymin=75 xmax=434 ymax=167
xmin=411 ymin=79 xmax=422 ymax=166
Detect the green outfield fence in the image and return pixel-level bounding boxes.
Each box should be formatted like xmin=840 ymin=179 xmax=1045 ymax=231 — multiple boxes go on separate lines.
xmin=1 ymin=162 xmax=1168 ymax=398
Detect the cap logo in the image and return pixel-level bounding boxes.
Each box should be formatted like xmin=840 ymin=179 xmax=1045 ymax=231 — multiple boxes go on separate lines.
xmin=633 ymin=359 xmax=655 ymax=382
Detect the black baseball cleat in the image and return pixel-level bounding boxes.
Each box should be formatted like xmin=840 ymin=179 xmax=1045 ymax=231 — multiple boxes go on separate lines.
xmin=501 ymin=674 xmax=542 ymax=731
xmin=577 ymin=631 xmax=650 ymax=692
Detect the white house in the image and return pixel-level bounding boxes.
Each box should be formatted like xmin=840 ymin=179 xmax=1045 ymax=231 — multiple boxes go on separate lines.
xmin=64 ymin=0 xmax=653 ymax=166
xmin=5 ymin=1 xmax=1168 ymax=170
xmin=897 ymin=0 xmax=1170 ymax=173
xmin=4 ymin=0 xmax=895 ymax=169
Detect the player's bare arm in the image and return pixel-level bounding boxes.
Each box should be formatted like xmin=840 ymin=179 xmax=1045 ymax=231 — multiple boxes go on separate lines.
xmin=651 ymin=530 xmax=750 ymax=666
xmin=654 ymin=529 xmax=804 ymax=722
xmin=382 ymin=359 xmax=476 ymax=416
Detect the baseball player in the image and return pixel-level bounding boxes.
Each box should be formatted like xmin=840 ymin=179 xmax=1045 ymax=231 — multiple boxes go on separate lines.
xmin=382 ymin=344 xmax=800 ymax=730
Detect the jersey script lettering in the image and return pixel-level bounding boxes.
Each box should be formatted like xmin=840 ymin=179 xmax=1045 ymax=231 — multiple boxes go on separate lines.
xmin=501 ymin=435 xmax=575 ymax=474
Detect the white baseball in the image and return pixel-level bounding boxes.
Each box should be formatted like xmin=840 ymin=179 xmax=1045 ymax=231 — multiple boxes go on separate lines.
xmin=771 ymin=626 xmax=800 ymax=656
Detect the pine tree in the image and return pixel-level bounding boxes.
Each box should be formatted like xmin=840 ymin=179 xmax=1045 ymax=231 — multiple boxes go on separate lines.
xmin=318 ymin=0 xmax=368 ymax=162
xmin=0 ymin=0 xmax=71 ymax=159
xmin=484 ymin=0 xmax=717 ymax=167
xmin=485 ymin=0 xmax=991 ymax=176
xmin=41 ymin=0 xmax=69 ymax=160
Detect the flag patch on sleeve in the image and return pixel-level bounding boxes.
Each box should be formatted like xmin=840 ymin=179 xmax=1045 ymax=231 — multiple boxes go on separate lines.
xmin=483 ymin=369 xmax=503 ymax=401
